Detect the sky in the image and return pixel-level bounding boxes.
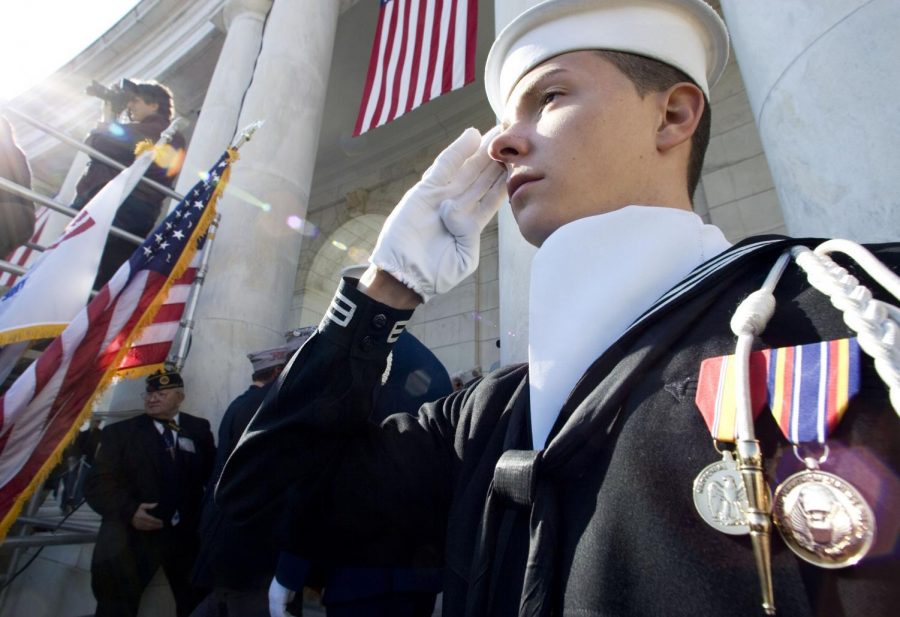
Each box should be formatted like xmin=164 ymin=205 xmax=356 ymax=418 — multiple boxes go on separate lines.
xmin=0 ymin=0 xmax=141 ymax=101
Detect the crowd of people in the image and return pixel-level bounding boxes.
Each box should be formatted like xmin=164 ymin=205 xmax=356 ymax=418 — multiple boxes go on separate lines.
xmin=78 ymin=302 xmax=453 ymax=617
xmin=3 ymin=1 xmax=899 ymax=617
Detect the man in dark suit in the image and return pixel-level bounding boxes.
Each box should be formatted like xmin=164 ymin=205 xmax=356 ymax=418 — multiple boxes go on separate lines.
xmin=85 ymin=369 xmax=215 ymax=617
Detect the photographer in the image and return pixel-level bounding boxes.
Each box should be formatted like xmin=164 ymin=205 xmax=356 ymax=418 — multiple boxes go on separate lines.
xmin=75 ymin=79 xmax=186 ymax=288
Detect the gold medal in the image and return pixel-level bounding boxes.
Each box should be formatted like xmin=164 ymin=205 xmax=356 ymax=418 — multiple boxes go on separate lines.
xmin=772 ymin=467 xmax=875 ymax=568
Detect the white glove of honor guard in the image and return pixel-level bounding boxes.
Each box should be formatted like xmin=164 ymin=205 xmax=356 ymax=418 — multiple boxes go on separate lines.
xmin=268 ymin=576 xmax=296 ymax=617
xmin=370 ymin=126 xmax=507 ymax=302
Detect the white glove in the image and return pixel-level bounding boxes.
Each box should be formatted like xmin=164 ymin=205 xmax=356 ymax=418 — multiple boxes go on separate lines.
xmin=370 ymin=126 xmax=507 ymax=302
xmin=268 ymin=576 xmax=296 ymax=617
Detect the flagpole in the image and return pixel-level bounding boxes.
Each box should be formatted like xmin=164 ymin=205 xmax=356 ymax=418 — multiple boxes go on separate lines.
xmin=232 ymin=120 xmax=264 ymax=149
xmin=167 ymin=214 xmax=221 ymax=372
xmin=166 ymin=121 xmax=261 ymax=371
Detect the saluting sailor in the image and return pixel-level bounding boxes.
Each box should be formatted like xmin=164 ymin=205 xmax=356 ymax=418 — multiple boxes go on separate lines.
xmin=219 ymin=1 xmax=900 ymax=615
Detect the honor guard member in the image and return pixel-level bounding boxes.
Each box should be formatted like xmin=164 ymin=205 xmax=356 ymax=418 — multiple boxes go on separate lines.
xmin=268 ymin=265 xmax=454 ymax=617
xmin=219 ymin=1 xmax=900 ymax=616
xmin=85 ymin=370 xmax=215 ymax=617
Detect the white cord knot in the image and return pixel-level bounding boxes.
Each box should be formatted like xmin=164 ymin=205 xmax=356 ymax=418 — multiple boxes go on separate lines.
xmin=731 ymin=289 xmax=776 ymax=336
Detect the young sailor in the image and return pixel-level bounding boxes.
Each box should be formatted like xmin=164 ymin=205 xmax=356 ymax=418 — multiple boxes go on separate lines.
xmin=219 ymin=1 xmax=900 ymax=615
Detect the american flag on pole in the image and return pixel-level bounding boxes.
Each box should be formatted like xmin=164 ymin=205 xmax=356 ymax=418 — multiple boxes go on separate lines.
xmin=354 ymin=0 xmax=478 ymax=135
xmin=0 ymin=148 xmax=237 ymax=538
xmin=114 ymin=249 xmax=201 ymax=379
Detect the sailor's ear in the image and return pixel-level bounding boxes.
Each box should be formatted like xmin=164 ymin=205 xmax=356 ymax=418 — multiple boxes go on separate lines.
xmin=655 ymin=82 xmax=705 ymax=153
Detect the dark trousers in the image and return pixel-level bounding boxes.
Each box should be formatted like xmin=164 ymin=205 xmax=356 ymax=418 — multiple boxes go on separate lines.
xmin=92 ymin=527 xmax=205 ymax=617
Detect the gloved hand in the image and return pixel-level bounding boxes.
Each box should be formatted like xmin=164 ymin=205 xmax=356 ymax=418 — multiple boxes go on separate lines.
xmin=370 ymin=126 xmax=507 ymax=302
xmin=268 ymin=576 xmax=296 ymax=617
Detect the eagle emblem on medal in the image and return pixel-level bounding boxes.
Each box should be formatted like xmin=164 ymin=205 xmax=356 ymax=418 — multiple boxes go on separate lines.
xmin=693 ymin=450 xmax=752 ymax=535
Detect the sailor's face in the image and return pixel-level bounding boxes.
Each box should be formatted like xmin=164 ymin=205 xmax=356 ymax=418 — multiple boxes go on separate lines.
xmin=489 ymin=51 xmax=660 ymax=247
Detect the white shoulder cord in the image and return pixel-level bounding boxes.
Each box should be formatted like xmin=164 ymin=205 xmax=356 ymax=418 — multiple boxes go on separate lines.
xmin=731 ymin=241 xmax=900 ymax=427
xmin=727 ymin=251 xmax=790 ymax=616
xmin=791 ymin=240 xmax=900 ymax=415
xmin=726 ymin=240 xmax=900 ymax=615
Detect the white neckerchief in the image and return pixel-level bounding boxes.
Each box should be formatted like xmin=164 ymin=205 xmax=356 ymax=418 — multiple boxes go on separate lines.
xmin=528 ymin=206 xmax=731 ymax=448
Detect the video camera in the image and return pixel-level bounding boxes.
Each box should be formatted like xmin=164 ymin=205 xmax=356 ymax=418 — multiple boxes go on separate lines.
xmin=84 ymin=78 xmax=139 ymax=114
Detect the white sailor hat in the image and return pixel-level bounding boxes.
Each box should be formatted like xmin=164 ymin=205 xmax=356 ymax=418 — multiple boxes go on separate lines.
xmin=484 ymin=0 xmax=729 ymax=117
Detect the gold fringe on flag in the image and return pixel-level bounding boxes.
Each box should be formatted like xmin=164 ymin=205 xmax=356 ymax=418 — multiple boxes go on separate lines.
xmin=0 ymin=324 xmax=66 ymax=346
xmin=0 ymin=148 xmax=238 ymax=539
xmin=115 ymin=362 xmax=167 ymax=382
xmin=133 ymin=140 xmax=156 ymax=157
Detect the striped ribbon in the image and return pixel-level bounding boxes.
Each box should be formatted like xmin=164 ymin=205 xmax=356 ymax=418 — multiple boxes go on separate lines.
xmin=767 ymin=337 xmax=861 ymax=444
xmin=696 ymin=349 xmax=769 ymax=442
xmin=695 ymin=338 xmax=860 ymax=444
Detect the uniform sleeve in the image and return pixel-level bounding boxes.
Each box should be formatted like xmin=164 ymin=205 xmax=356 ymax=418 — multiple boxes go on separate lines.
xmin=83 ymin=426 xmax=140 ymax=522
xmin=216 ymin=279 xmax=462 ymax=563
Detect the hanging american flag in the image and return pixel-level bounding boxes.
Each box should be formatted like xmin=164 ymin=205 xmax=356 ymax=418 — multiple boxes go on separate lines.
xmin=354 ymin=0 xmax=478 ymax=135
xmin=0 ymin=149 xmax=237 ymax=538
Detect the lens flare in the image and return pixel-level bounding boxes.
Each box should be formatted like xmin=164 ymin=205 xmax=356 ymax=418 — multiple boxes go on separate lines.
xmin=347 ymin=246 xmax=370 ymax=262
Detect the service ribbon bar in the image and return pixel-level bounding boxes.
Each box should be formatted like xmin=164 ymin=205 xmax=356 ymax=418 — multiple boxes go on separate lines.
xmin=767 ymin=337 xmax=861 ymax=444
xmin=696 ymin=350 xmax=769 ymax=442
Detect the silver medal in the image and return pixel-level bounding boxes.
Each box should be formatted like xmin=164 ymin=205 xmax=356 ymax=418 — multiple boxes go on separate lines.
xmin=693 ymin=450 xmax=751 ymax=535
xmin=772 ymin=469 xmax=875 ymax=568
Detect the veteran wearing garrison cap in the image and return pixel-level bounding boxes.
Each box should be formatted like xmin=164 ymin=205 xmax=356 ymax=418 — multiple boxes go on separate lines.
xmin=220 ymin=1 xmax=900 ymax=615
xmin=85 ymin=370 xmax=215 ymax=617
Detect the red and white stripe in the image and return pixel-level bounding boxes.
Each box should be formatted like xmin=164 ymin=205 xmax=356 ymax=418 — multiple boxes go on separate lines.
xmin=354 ymin=0 xmax=478 ymax=135
xmin=0 ymin=261 xmax=167 ymax=519
xmin=116 ymin=252 xmax=199 ymax=373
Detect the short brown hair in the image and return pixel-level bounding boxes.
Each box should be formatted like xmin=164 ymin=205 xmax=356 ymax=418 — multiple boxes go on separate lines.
xmin=596 ymin=51 xmax=711 ymax=201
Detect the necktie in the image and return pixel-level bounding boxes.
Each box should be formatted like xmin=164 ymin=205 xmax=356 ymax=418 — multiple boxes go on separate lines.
xmin=162 ymin=423 xmax=176 ymax=459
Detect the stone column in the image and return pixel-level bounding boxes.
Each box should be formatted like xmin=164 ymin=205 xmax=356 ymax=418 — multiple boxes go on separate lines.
xmin=174 ymin=0 xmax=273 ymax=195
xmin=108 ymin=0 xmax=275 ymax=414
xmin=495 ymin=0 xmax=541 ymax=365
xmin=719 ymin=0 xmax=899 ymax=241
xmin=181 ymin=0 xmax=340 ymax=420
